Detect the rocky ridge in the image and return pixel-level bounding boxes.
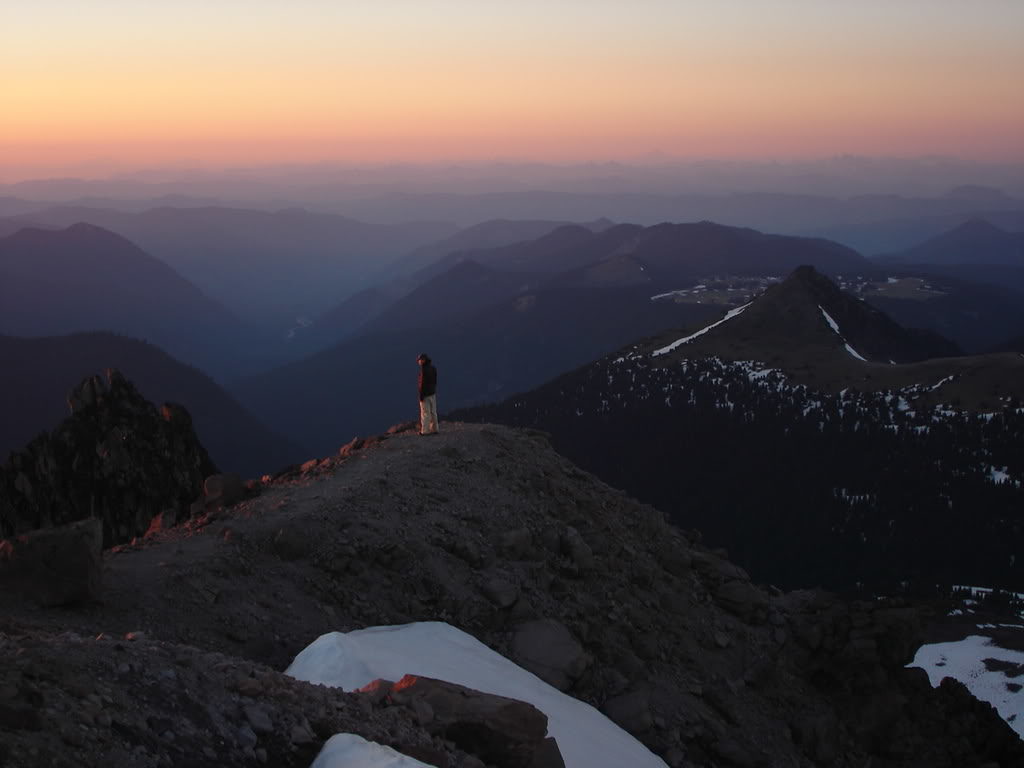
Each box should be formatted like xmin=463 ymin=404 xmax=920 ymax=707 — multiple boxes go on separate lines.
xmin=0 ymin=368 xmax=216 ymax=545
xmin=0 ymin=422 xmax=1021 ymax=767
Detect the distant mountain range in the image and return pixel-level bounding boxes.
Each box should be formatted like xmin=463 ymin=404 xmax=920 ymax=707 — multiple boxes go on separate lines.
xmin=385 ymin=218 xmax=609 ymax=277
xmin=0 ymin=333 xmax=300 ymax=478
xmin=292 ymin=218 xmax=600 ymax=352
xmin=454 ymin=266 xmax=1024 ymax=593
xmin=234 ymin=222 xmax=881 ymax=454
xmin=876 ymin=219 xmax=1024 ymax=266
xmin=0 ymin=206 xmax=456 ymax=328
xmin=6 ymin=207 xmax=1024 ymax=483
xmin=805 ymin=209 xmax=1024 ymax=256
xmin=317 ymin=219 xmax=872 ymax=340
xmin=311 ymin=218 xmax=1024 ymax=361
xmin=0 ymin=223 xmax=264 ymax=379
xmin=327 ymin=187 xmax=1024 ymax=236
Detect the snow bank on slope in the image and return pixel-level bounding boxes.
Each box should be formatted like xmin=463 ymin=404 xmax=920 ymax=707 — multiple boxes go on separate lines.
xmin=844 ymin=343 xmax=867 ymax=362
xmin=652 ymin=302 xmax=751 ymax=356
xmin=909 ymin=634 xmax=1024 ymax=737
xmin=287 ymin=622 xmax=668 ymax=768
xmin=310 ymin=733 xmax=432 ymax=768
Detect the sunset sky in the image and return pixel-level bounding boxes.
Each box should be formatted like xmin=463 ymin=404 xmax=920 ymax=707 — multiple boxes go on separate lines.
xmin=2 ymin=0 xmax=1022 ymax=178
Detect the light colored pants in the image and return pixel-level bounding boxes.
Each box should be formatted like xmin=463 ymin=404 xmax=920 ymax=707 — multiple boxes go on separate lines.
xmin=419 ymin=395 xmax=438 ymax=434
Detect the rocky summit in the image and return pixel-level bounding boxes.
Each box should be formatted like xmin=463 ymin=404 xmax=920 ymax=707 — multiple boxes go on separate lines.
xmin=0 ymin=368 xmax=216 ymax=545
xmin=0 ymin=422 xmax=1020 ymax=767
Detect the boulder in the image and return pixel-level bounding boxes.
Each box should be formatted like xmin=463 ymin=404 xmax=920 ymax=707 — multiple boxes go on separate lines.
xmin=500 ymin=528 xmax=537 ymax=560
xmin=690 ymin=551 xmax=748 ymax=583
xmin=601 ymin=689 xmax=653 ymax=734
xmin=510 ymin=619 xmax=589 ymax=691
xmin=529 ymin=737 xmax=566 ymax=768
xmin=482 ymin=577 xmax=520 ymax=609
xmin=0 ymin=518 xmax=102 ymax=606
xmin=203 ymin=474 xmax=244 ymax=508
xmin=559 ymin=527 xmax=594 ymax=571
xmin=383 ymin=675 xmax=560 ymax=768
xmin=339 ymin=437 xmax=365 ymax=458
xmin=715 ymin=580 xmax=769 ymax=622
xmin=386 ymin=421 xmax=419 ymax=435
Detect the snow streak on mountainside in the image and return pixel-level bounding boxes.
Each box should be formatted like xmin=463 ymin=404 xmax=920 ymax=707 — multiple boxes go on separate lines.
xmin=651 ymin=303 xmax=751 ymax=356
xmin=818 ymin=305 xmax=868 ymax=361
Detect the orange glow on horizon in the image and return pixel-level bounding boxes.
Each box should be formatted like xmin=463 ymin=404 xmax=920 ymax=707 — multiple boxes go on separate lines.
xmin=2 ymin=1 xmax=1022 ymax=177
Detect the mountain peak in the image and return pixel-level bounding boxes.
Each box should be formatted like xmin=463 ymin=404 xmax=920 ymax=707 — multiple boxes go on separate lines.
xmin=783 ymin=262 xmax=831 ymax=286
xmin=0 ymin=221 xmax=142 ymax=254
xmin=880 ymin=217 xmax=1022 ymax=266
xmin=1 ymin=368 xmax=216 ymax=543
xmin=949 ymin=217 xmax=1006 ymax=237
xmin=649 ymin=265 xmax=958 ymax=369
xmin=769 ymin=264 xmax=855 ymax=306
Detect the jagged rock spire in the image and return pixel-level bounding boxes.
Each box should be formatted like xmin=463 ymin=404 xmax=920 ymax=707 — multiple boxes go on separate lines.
xmin=1 ymin=369 xmax=216 ymax=544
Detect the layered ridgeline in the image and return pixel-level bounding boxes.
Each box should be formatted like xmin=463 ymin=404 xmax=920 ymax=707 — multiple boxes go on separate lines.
xmin=876 ymin=218 xmax=1024 ymax=267
xmin=1 ymin=424 xmax=1020 ymax=767
xmin=0 ymin=223 xmax=263 ymax=379
xmin=295 ymin=219 xmax=612 ymax=352
xmin=454 ymin=266 xmax=1024 ymax=593
xmin=0 ymin=334 xmax=300 ymax=477
xmin=236 ymin=222 xmax=872 ymax=456
xmin=0 ymin=206 xmax=455 ymax=330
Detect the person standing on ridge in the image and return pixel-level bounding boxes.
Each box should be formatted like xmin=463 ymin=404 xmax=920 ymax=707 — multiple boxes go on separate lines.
xmin=417 ymin=353 xmax=439 ymax=435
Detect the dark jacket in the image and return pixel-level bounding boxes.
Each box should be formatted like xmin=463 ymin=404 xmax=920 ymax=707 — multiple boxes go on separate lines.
xmin=418 ymin=360 xmax=437 ymax=400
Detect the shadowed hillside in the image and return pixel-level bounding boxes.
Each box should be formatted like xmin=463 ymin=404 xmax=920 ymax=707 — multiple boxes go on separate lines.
xmin=0 ymin=223 xmax=264 ymax=378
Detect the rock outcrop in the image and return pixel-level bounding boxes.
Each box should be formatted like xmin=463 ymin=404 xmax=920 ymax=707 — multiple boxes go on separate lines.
xmin=0 ymin=625 xmax=479 ymax=768
xmin=509 ymin=620 xmax=589 ymax=692
xmin=362 ymin=675 xmax=564 ymax=768
xmin=0 ymin=517 xmax=102 ymax=606
xmin=0 ymin=368 xmax=216 ymax=546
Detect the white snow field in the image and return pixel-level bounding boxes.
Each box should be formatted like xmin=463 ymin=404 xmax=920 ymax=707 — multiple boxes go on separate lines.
xmin=287 ymin=622 xmax=668 ymax=768
xmin=310 ymin=733 xmax=433 ymax=768
xmin=909 ymin=634 xmax=1024 ymax=737
xmin=652 ymin=302 xmax=751 ymax=356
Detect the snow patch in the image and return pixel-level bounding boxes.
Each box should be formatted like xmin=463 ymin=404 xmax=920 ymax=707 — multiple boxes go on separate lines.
xmin=311 ymin=734 xmax=433 ymax=768
xmin=819 ymin=305 xmax=868 ymax=362
xmin=990 ymin=466 xmax=1011 ymax=484
xmin=819 ymin=306 xmax=842 ymax=334
xmin=909 ymin=635 xmax=1024 ymax=738
xmin=287 ymin=622 xmax=668 ymax=768
xmin=844 ymin=343 xmax=867 ymax=362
